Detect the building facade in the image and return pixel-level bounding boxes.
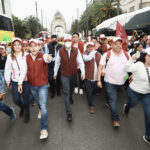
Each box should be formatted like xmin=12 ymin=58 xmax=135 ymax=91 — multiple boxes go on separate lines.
xmin=120 ymin=0 xmax=150 ymax=13
xmin=0 ymin=0 xmax=12 ymax=18
xmin=51 ymin=11 xmax=66 ymax=37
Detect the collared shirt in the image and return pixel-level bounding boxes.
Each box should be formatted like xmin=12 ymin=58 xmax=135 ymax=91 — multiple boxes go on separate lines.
xmin=54 ymin=48 xmax=85 ymax=76
xmin=83 ymin=50 xmax=98 ymax=81
xmin=100 ymin=50 xmax=128 ymax=85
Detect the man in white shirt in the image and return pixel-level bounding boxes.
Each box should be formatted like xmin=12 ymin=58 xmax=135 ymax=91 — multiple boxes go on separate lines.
xmin=97 ymin=37 xmax=129 ymax=128
xmin=54 ymin=34 xmax=85 ymax=122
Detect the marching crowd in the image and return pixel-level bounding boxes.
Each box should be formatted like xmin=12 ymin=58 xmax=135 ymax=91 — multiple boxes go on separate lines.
xmin=0 ymin=32 xmax=150 ymax=145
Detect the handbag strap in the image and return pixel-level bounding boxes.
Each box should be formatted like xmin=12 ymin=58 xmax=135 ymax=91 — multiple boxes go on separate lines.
xmin=14 ymin=55 xmax=21 ymax=76
xmin=144 ymin=64 xmax=150 ymax=84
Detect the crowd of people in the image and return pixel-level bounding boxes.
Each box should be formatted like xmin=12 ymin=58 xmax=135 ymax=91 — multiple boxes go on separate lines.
xmin=0 ymin=32 xmax=150 ymax=145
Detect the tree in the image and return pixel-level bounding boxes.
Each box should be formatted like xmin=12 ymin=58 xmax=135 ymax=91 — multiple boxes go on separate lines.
xmin=24 ymin=15 xmax=43 ymax=38
xmin=70 ymin=19 xmax=79 ymax=34
xmin=75 ymin=0 xmax=122 ymax=35
xmin=12 ymin=15 xmax=28 ymax=38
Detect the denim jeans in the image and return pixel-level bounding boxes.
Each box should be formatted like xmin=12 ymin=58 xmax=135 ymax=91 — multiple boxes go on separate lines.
xmin=0 ymin=101 xmax=13 ymax=117
xmin=0 ymin=73 xmax=5 ymax=94
xmin=105 ymin=82 xmax=123 ymax=121
xmin=61 ymin=75 xmax=77 ymax=115
xmin=11 ymin=81 xmax=30 ymax=116
xmin=30 ymin=84 xmax=48 ymax=130
xmin=126 ymin=87 xmax=150 ymax=137
xmin=84 ymin=79 xmax=100 ymax=107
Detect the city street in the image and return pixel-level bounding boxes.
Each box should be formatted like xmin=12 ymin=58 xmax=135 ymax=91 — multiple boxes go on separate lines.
xmin=0 ymin=88 xmax=150 ymax=150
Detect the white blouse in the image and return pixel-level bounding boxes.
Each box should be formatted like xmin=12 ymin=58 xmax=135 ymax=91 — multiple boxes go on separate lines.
xmin=4 ymin=52 xmax=28 ymax=85
xmin=124 ymin=58 xmax=150 ymax=94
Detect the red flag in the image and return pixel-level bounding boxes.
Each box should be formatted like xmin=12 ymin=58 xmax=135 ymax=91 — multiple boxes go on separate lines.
xmin=116 ymin=21 xmax=128 ymax=51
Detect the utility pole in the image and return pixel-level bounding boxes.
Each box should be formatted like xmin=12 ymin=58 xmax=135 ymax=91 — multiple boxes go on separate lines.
xmin=117 ymin=0 xmax=120 ymax=15
xmin=41 ymin=10 xmax=43 ymax=28
xmin=35 ymin=1 xmax=39 ymax=36
xmin=77 ymin=8 xmax=79 ymax=32
xmin=86 ymin=0 xmax=88 ymax=37
xmin=140 ymin=0 xmax=143 ymax=9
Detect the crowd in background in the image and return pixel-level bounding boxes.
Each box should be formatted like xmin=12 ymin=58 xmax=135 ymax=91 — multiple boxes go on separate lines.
xmin=0 ymin=32 xmax=150 ymax=145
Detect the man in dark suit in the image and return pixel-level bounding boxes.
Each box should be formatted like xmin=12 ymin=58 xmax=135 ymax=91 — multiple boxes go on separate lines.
xmin=47 ymin=35 xmax=62 ymax=98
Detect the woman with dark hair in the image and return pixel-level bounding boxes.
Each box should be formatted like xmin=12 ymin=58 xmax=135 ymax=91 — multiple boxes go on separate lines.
xmin=4 ymin=37 xmax=30 ymax=123
xmin=124 ymin=47 xmax=150 ymax=145
xmin=128 ymin=43 xmax=143 ymax=57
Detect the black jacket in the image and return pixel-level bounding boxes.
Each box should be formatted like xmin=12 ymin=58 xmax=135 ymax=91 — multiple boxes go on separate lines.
xmin=47 ymin=42 xmax=62 ymax=79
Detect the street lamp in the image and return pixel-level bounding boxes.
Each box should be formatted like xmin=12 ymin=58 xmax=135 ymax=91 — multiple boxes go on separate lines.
xmin=86 ymin=0 xmax=88 ymax=37
xmin=35 ymin=1 xmax=39 ymax=36
xmin=117 ymin=0 xmax=120 ymax=15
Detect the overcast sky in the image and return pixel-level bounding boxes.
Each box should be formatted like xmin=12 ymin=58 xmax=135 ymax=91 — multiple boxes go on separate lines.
xmin=10 ymin=0 xmax=89 ymax=31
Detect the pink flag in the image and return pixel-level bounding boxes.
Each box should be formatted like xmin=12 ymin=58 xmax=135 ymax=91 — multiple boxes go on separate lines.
xmin=116 ymin=21 xmax=128 ymax=51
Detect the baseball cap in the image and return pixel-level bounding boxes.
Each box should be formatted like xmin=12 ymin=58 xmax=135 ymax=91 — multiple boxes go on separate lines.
xmin=29 ymin=39 xmax=39 ymax=45
xmin=0 ymin=45 xmax=5 ymax=49
xmin=64 ymin=34 xmax=72 ymax=42
xmin=99 ymin=34 xmax=106 ymax=39
xmin=86 ymin=42 xmax=94 ymax=47
xmin=11 ymin=37 xmax=22 ymax=44
xmin=113 ymin=37 xmax=123 ymax=43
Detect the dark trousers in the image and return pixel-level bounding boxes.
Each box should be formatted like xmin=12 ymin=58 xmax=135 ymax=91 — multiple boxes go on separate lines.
xmin=61 ymin=75 xmax=77 ymax=115
xmin=11 ymin=81 xmax=30 ymax=116
xmin=48 ymin=72 xmax=61 ymax=95
xmin=84 ymin=79 xmax=100 ymax=107
xmin=75 ymin=70 xmax=84 ymax=89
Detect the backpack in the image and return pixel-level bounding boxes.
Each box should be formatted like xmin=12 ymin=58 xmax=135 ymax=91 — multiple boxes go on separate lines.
xmin=105 ymin=50 xmax=129 ymax=68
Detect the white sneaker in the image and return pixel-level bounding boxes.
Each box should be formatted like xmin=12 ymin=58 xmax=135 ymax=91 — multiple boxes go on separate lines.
xmin=40 ymin=130 xmax=48 ymax=140
xmin=74 ymin=87 xmax=78 ymax=94
xmin=79 ymin=89 xmax=83 ymax=95
xmin=38 ymin=110 xmax=41 ymax=119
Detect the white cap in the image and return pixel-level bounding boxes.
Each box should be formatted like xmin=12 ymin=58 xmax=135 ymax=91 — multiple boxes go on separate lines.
xmin=29 ymin=39 xmax=39 ymax=45
xmin=11 ymin=37 xmax=22 ymax=44
xmin=113 ymin=37 xmax=122 ymax=43
xmin=99 ymin=34 xmax=106 ymax=39
xmin=134 ymin=41 xmax=139 ymax=45
xmin=0 ymin=45 xmax=5 ymax=49
xmin=1 ymin=41 xmax=6 ymax=45
xmin=86 ymin=42 xmax=94 ymax=47
xmin=145 ymin=47 xmax=150 ymax=55
xmin=64 ymin=34 xmax=72 ymax=42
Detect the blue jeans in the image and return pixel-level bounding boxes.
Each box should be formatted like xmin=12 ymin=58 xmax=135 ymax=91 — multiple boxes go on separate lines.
xmin=61 ymin=75 xmax=77 ymax=115
xmin=0 ymin=72 xmax=5 ymax=94
xmin=126 ymin=87 xmax=150 ymax=137
xmin=11 ymin=81 xmax=30 ymax=116
xmin=30 ymin=84 xmax=48 ymax=130
xmin=0 ymin=101 xmax=13 ymax=117
xmin=105 ymin=82 xmax=123 ymax=121
xmin=84 ymin=79 xmax=100 ymax=107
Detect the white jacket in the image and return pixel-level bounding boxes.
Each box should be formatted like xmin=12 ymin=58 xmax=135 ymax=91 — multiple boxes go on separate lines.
xmin=4 ymin=52 xmax=27 ymax=85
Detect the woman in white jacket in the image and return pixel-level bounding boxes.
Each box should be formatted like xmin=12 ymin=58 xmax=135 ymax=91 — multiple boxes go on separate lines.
xmin=4 ymin=37 xmax=30 ymax=123
xmin=124 ymin=47 xmax=150 ymax=146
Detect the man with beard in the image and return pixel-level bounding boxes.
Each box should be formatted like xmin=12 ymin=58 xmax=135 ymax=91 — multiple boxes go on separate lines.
xmin=47 ymin=35 xmax=62 ymax=98
xmin=97 ymin=37 xmax=129 ymax=128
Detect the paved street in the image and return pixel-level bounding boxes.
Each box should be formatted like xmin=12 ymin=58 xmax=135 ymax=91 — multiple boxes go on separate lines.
xmin=0 ymin=88 xmax=150 ymax=150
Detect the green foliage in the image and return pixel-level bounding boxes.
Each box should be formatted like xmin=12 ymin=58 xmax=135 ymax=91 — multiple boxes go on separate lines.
xmin=12 ymin=15 xmax=28 ymax=38
xmin=12 ymin=15 xmax=46 ymax=38
xmin=71 ymin=0 xmax=122 ymax=34
xmin=70 ymin=19 xmax=79 ymax=33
